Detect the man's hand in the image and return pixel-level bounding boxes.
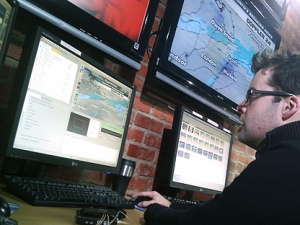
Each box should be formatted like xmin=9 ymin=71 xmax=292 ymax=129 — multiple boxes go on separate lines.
xmin=131 ymin=191 xmax=171 ymax=208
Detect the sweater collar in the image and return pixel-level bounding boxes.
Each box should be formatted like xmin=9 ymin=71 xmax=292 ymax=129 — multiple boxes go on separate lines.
xmin=256 ymin=121 xmax=300 ymax=157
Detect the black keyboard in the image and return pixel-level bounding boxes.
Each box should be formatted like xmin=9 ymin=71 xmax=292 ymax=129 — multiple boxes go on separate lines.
xmin=2 ymin=175 xmax=135 ymax=209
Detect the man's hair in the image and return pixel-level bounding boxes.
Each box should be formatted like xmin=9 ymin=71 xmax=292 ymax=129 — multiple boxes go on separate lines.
xmin=251 ymin=51 xmax=300 ymax=97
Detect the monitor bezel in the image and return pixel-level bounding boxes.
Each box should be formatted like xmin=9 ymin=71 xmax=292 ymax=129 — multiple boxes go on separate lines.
xmin=0 ymin=0 xmax=19 ymax=73
xmin=1 ymin=26 xmax=136 ymax=174
xmin=168 ymin=106 xmax=233 ymax=195
xmin=22 ymin=0 xmax=159 ymax=64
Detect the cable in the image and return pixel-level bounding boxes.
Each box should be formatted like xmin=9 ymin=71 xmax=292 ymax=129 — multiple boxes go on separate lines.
xmin=146 ymin=30 xmax=160 ymax=60
xmin=93 ymin=210 xmax=139 ymax=225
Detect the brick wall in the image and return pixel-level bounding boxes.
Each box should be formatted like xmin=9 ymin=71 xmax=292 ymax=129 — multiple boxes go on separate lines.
xmin=1 ymin=0 xmax=300 ymax=201
xmin=279 ymin=0 xmax=300 ymax=52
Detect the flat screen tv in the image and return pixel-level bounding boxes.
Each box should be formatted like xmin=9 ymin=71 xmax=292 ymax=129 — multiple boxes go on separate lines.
xmin=153 ymin=106 xmax=233 ymax=196
xmin=17 ymin=0 xmax=159 ymax=70
xmin=0 ymin=26 xmax=135 ymax=174
xmin=144 ymin=0 xmax=281 ymax=124
xmin=0 ymin=0 xmax=18 ymax=73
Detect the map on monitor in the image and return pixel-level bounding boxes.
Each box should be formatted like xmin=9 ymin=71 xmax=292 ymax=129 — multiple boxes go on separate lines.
xmin=167 ymin=0 xmax=279 ymax=106
xmin=72 ymin=66 xmax=130 ymax=131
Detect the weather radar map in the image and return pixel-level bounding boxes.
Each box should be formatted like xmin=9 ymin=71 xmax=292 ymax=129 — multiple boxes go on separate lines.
xmin=168 ymin=0 xmax=277 ymax=105
xmin=73 ymin=66 xmax=131 ymax=130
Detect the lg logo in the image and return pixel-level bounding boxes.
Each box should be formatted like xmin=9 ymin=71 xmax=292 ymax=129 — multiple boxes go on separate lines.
xmin=71 ymin=161 xmax=78 ymax=166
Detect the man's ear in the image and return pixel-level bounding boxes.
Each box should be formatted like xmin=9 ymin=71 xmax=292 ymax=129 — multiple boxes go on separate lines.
xmin=282 ymin=96 xmax=300 ymax=120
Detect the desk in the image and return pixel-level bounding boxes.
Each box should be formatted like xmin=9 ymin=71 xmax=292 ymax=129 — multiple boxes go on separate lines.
xmin=0 ymin=190 xmax=145 ymax=225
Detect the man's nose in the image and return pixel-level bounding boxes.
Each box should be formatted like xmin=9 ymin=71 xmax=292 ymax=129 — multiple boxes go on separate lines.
xmin=237 ymin=100 xmax=247 ymax=114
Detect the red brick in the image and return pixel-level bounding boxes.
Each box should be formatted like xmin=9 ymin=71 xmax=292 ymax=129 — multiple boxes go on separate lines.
xmin=144 ymin=132 xmax=161 ymax=149
xmin=133 ymin=96 xmax=151 ymax=113
xmin=149 ymin=119 xmax=164 ymax=134
xmin=136 ymin=62 xmax=149 ymax=78
xmin=142 ymin=48 xmax=151 ymax=63
xmin=139 ymin=163 xmax=156 ymax=178
xmin=234 ymin=163 xmax=244 ymax=174
xmin=148 ymin=33 xmax=156 ymax=49
xmin=237 ymin=154 xmax=246 ymax=164
xmin=148 ymin=179 xmax=154 ymax=191
xmin=128 ymin=177 xmax=149 ymax=191
xmin=135 ymin=113 xmax=151 ymax=128
xmin=127 ymin=144 xmax=155 ymax=162
xmin=133 ymin=75 xmax=145 ymax=92
xmin=232 ymin=140 xmax=249 ymax=153
xmin=135 ymin=113 xmax=164 ymax=134
xmin=152 ymin=105 xmax=174 ymax=123
xmin=230 ymin=149 xmax=239 ymax=162
xmin=127 ymin=127 xmax=145 ymax=142
xmin=151 ymin=18 xmax=161 ymax=34
xmin=227 ymin=173 xmax=235 ymax=184
xmin=246 ymin=146 xmax=256 ymax=158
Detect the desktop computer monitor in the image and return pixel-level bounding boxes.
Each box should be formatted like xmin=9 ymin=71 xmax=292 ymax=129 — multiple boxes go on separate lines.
xmin=154 ymin=106 xmax=233 ymax=196
xmin=1 ymin=26 xmax=135 ymax=175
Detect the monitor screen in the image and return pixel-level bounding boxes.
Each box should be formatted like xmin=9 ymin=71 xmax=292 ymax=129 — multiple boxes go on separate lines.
xmin=144 ymin=0 xmax=281 ymax=124
xmin=18 ymin=0 xmax=159 ymax=69
xmin=1 ymin=26 xmax=135 ymax=174
xmin=154 ymin=106 xmax=233 ymax=195
xmin=67 ymin=0 xmax=149 ymax=43
xmin=0 ymin=0 xmax=18 ymax=72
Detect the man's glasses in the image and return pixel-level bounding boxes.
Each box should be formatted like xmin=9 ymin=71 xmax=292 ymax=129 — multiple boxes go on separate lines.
xmin=245 ymin=88 xmax=294 ymax=102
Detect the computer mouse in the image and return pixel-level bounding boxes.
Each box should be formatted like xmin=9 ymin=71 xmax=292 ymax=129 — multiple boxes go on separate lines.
xmin=0 ymin=196 xmax=11 ymax=217
xmin=129 ymin=196 xmax=152 ymax=205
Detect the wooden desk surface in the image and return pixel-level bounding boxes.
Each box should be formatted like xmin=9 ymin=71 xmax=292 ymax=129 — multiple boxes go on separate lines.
xmin=0 ymin=190 xmax=145 ymax=225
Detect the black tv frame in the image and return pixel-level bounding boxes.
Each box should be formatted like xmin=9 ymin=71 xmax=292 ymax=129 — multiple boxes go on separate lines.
xmin=143 ymin=0 xmax=281 ymax=124
xmin=17 ymin=0 xmax=159 ymax=70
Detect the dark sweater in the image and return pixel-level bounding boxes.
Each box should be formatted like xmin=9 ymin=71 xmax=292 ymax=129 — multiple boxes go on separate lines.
xmin=144 ymin=121 xmax=300 ymax=225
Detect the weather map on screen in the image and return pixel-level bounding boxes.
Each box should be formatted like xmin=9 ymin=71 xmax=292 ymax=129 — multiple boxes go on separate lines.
xmin=168 ymin=0 xmax=278 ymax=105
xmin=73 ymin=66 xmax=131 ymax=130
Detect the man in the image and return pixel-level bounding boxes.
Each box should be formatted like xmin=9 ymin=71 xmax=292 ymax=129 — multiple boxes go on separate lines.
xmin=132 ymin=51 xmax=300 ymax=224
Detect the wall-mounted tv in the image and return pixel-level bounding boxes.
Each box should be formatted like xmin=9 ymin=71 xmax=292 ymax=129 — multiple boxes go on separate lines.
xmin=18 ymin=0 xmax=159 ymax=70
xmin=0 ymin=0 xmax=18 ymax=73
xmin=143 ymin=0 xmax=281 ymax=124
